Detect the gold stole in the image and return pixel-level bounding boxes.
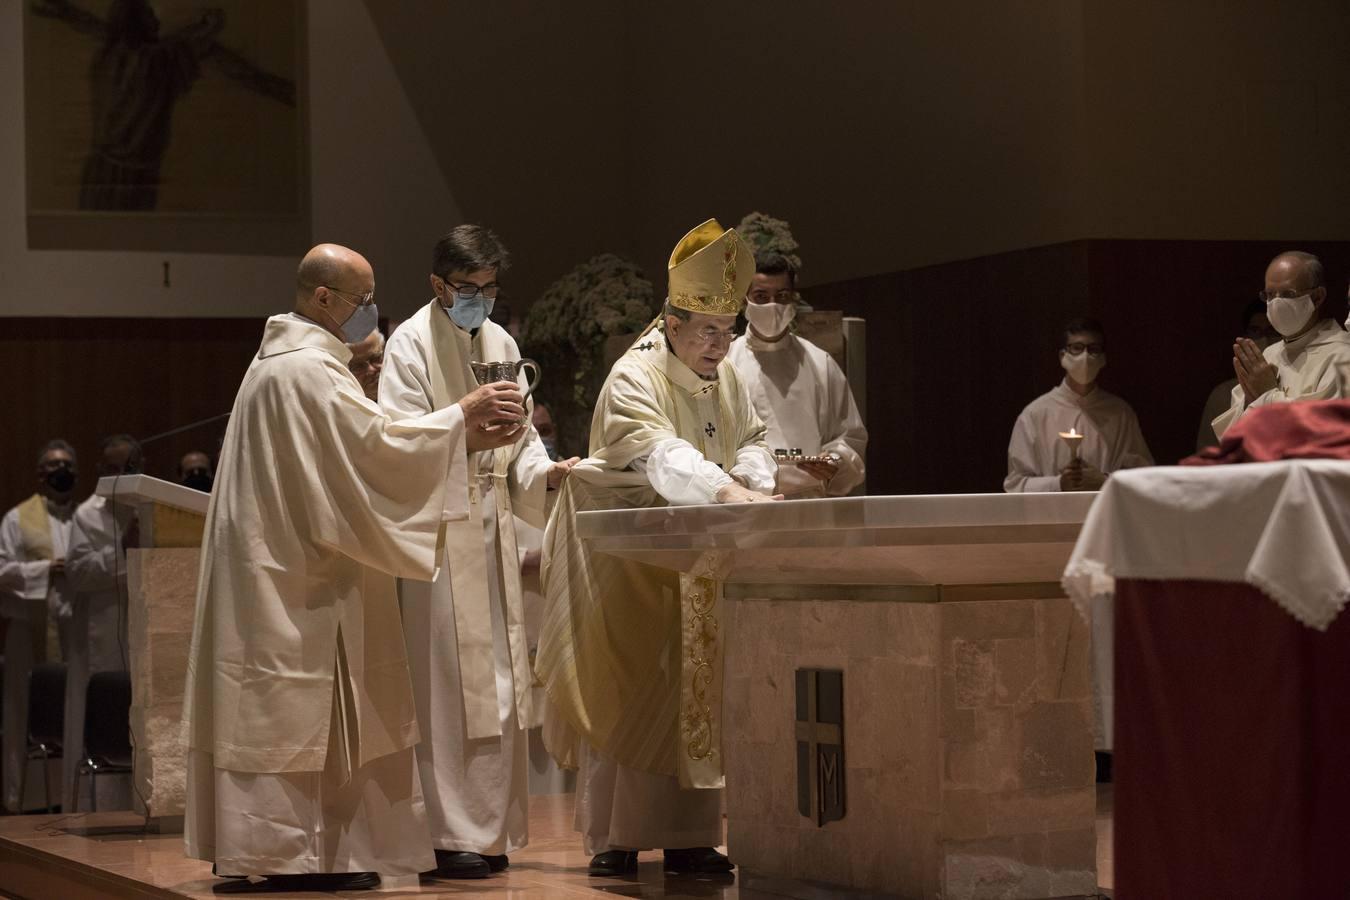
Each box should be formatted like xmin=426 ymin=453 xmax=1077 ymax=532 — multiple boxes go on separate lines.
xmin=16 ymin=494 xmax=53 ymax=561
xmin=426 ymin=309 xmax=537 ymax=739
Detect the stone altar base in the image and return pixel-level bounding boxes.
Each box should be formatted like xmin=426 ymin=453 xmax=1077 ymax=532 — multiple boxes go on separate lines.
xmin=724 ymin=585 xmax=1096 ymax=899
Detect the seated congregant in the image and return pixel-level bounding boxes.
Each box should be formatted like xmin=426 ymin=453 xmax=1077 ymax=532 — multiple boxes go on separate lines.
xmin=179 ymin=450 xmax=214 ymax=492
xmin=1005 ymin=318 xmax=1152 ymax=492
xmin=1212 ymin=250 xmax=1350 ymax=440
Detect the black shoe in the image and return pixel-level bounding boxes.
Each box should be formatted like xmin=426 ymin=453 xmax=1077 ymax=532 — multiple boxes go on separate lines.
xmin=483 ymin=853 xmax=510 ymax=872
xmin=212 ymin=872 xmax=380 ymax=894
xmin=210 ymin=863 xmax=246 ymax=880
xmin=588 ymin=849 xmax=638 ymax=876
xmin=432 ymin=849 xmax=491 ymax=879
xmin=663 ymin=847 xmax=734 ymax=874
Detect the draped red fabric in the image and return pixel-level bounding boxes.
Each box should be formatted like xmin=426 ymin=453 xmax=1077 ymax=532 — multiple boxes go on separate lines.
xmin=1182 ymin=399 xmax=1350 ymax=465
xmin=1113 ymin=579 xmax=1350 ymax=899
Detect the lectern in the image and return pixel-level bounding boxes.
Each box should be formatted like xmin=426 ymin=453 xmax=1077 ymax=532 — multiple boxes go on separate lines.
xmin=98 ymin=474 xmax=208 ymax=825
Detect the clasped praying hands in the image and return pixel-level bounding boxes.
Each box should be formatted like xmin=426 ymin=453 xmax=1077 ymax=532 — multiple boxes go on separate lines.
xmin=1233 ymin=336 xmax=1278 ymax=405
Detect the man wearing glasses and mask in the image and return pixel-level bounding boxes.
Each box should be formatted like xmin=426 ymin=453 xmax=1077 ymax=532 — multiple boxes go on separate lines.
xmin=380 ymin=225 xmax=577 ymax=879
xmin=1212 ymin=250 xmax=1350 ymax=440
xmin=184 ymin=243 xmax=526 ymax=892
xmin=726 ymin=250 xmax=867 ymax=498
xmin=537 ymin=220 xmax=779 ymax=878
xmin=1005 ymin=317 xmax=1152 ymax=493
xmin=0 ymin=439 xmax=80 ymax=811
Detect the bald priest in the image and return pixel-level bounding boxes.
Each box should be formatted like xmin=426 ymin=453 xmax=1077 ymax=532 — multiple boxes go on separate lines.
xmin=182 ymin=244 xmax=529 ymax=893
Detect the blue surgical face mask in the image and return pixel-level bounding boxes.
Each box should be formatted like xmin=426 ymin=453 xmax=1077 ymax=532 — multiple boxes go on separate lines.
xmin=339 ymin=301 xmax=379 ymax=343
xmin=444 ymin=294 xmax=494 ymax=331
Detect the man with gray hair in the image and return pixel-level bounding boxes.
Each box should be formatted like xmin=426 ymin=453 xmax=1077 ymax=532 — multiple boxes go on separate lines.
xmin=0 ymin=438 xmax=81 ymax=811
xmin=1213 ymin=251 xmax=1350 ymax=439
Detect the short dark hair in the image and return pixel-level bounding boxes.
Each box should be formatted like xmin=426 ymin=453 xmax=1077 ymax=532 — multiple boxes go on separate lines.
xmin=37 ymin=438 xmax=77 ymax=468
xmin=432 ymin=225 xmax=511 ymax=280
xmin=754 ymin=250 xmax=797 ymax=289
xmin=1061 ymin=317 xmax=1105 ymax=347
xmin=100 ymin=433 xmax=144 ymax=470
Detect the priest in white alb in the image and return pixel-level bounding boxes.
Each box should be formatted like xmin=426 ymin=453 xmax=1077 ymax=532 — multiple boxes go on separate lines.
xmin=1005 ymin=317 xmax=1152 ymax=492
xmin=0 ymin=439 xmax=79 ymax=812
xmin=726 ymin=249 xmax=866 ymax=498
xmin=537 ymin=220 xmax=779 ymax=877
xmin=379 ymin=225 xmax=577 ymax=880
xmin=62 ymin=433 xmax=142 ymax=812
xmin=183 ymin=243 xmax=529 ymax=893
xmin=1212 ymin=250 xmax=1350 ymax=440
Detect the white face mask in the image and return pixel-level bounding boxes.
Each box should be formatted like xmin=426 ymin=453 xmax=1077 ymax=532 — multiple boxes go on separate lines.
xmin=1061 ymin=350 xmax=1106 ymax=385
xmin=744 ymin=301 xmax=796 ymax=338
xmin=1265 ymin=293 xmax=1316 ymax=337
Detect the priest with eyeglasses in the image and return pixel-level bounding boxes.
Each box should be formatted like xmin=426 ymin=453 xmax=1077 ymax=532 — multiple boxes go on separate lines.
xmin=536 ymin=219 xmax=779 ymax=878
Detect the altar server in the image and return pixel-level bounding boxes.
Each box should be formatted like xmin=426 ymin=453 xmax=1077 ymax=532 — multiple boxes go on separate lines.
xmin=183 ymin=243 xmax=527 ymax=892
xmin=0 ymin=439 xmax=79 ymax=812
xmin=537 ymin=219 xmax=778 ymax=877
xmin=1005 ymin=318 xmax=1152 ymax=492
xmin=379 ymin=225 xmax=576 ymax=879
xmin=726 ymin=250 xmax=866 ymax=498
xmin=62 ymin=434 xmax=141 ymax=811
xmin=1212 ymin=251 xmax=1350 ymax=439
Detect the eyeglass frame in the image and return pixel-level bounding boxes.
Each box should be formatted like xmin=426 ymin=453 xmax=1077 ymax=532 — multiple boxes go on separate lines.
xmin=306 ymin=283 xmax=376 ymax=307
xmin=435 ymin=276 xmax=501 ymax=301
xmin=1258 ymin=288 xmax=1321 ymax=303
xmin=1062 ymin=342 xmax=1104 ymax=356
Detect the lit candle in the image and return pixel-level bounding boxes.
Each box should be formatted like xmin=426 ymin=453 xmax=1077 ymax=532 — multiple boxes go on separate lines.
xmin=1058 ymin=426 xmax=1085 ymax=462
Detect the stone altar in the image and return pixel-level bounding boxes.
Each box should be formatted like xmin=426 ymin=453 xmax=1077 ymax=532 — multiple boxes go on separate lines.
xmin=576 ymin=493 xmax=1098 ymax=899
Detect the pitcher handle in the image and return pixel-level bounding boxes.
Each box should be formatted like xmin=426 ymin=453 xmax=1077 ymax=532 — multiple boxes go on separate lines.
xmin=517 ymin=358 xmax=542 ymax=400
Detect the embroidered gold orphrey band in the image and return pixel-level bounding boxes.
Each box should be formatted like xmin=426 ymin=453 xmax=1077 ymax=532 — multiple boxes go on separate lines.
xmin=678 ymin=551 xmax=731 ymax=788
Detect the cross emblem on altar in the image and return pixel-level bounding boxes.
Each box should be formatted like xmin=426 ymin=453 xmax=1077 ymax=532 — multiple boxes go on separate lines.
xmin=796 ymin=669 xmax=846 ymax=826
xmin=705 ymin=422 xmax=716 ymax=437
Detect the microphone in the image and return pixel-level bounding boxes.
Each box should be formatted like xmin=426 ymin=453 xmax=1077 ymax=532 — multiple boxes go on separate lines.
xmin=137 ymin=411 xmax=232 ymax=447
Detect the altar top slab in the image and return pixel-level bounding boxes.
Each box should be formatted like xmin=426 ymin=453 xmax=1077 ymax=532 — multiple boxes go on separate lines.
xmin=576 ymin=493 xmax=1098 ymax=586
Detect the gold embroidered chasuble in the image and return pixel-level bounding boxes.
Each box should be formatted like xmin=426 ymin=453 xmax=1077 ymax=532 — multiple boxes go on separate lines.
xmin=536 ymin=323 xmax=768 ymax=789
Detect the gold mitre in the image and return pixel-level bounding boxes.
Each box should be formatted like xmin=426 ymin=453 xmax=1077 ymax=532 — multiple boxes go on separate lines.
xmin=667 ymin=218 xmax=754 ymax=316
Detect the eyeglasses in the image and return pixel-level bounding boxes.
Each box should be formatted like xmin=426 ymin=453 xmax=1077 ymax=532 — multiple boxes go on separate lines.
xmin=441 ymin=280 xmax=500 ymax=301
xmin=1064 ymin=342 xmax=1104 ymax=356
xmin=1258 ymin=289 xmax=1313 ymax=303
xmin=692 ymin=326 xmax=739 ymax=345
xmin=747 ymin=289 xmax=798 ymax=305
xmin=315 ymin=285 xmax=375 ymax=307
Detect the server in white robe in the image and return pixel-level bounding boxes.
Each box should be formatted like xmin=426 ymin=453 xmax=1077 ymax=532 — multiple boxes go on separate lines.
xmin=537 ymin=220 xmax=779 ymax=877
xmin=183 ymin=243 xmax=529 ymax=893
xmin=61 ymin=434 xmax=142 ymax=812
xmin=1005 ymin=318 xmax=1152 ymax=493
xmin=379 ymin=225 xmax=575 ymax=880
xmin=726 ymin=251 xmax=866 ymax=498
xmin=1213 ymin=251 xmax=1350 ymax=440
xmin=0 ymin=439 xmax=79 ymax=812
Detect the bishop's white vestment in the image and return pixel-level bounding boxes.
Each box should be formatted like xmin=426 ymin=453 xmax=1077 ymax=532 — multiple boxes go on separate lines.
xmin=183 ymin=314 xmax=469 ymax=878
xmin=537 ymin=326 xmax=775 ymax=853
xmin=1212 ymin=319 xmax=1350 ymax=440
xmin=380 ymin=301 xmax=553 ymax=856
xmin=1005 ymin=380 xmax=1153 ymax=493
xmin=726 ymin=331 xmax=866 ymax=498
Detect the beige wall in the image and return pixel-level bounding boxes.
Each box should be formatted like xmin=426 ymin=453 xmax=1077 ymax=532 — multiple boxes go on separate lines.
xmin=3 ymin=1 xmax=1347 ymax=318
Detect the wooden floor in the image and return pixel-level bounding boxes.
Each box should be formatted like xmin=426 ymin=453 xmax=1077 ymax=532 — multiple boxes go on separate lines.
xmin=0 ymin=788 xmax=1114 ymax=899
